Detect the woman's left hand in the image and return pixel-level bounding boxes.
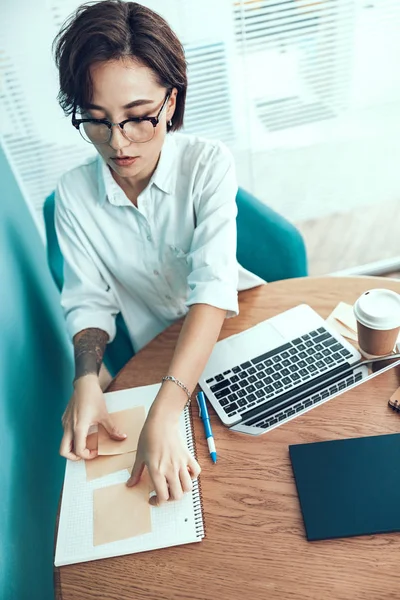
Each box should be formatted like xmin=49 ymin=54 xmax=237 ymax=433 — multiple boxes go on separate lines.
xmin=126 ymin=404 xmax=201 ymax=505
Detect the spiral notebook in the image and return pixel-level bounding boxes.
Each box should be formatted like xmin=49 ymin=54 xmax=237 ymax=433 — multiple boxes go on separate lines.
xmin=54 ymin=383 xmax=205 ymax=566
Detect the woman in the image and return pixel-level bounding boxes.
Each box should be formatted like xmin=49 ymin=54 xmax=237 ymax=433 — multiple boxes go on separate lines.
xmin=53 ymin=0 xmax=264 ymax=506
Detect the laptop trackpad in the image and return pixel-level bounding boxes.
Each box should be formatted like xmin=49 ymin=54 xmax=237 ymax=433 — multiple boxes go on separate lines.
xmin=202 ymin=319 xmax=287 ymax=380
xmin=223 ymin=320 xmax=287 ymax=365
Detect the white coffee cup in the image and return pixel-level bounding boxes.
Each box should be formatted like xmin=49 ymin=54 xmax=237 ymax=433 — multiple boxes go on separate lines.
xmin=353 ymin=289 xmax=400 ymax=358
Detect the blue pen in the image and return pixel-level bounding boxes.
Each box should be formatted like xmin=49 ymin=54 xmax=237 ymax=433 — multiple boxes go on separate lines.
xmin=196 ymin=391 xmax=217 ymax=463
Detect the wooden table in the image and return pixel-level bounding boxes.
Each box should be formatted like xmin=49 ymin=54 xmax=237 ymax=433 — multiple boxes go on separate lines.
xmin=56 ymin=277 xmax=400 ymax=600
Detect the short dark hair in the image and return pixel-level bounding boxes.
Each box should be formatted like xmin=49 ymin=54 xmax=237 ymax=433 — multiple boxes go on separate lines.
xmin=52 ymin=0 xmax=187 ymax=131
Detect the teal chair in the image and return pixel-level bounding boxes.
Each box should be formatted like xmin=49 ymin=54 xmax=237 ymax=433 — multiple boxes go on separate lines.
xmin=235 ymin=188 xmax=307 ymax=282
xmin=43 ymin=187 xmax=307 ymax=377
xmin=0 ymin=144 xmax=74 ymax=600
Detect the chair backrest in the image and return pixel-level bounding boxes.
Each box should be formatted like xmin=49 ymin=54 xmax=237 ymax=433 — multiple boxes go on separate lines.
xmin=236 ymin=187 xmax=307 ymax=282
xmin=43 ymin=190 xmax=64 ymax=291
xmin=0 ymin=145 xmax=74 ymax=600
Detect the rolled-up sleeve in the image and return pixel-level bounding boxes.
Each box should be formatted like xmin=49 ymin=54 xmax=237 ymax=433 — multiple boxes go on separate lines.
xmin=186 ymin=142 xmax=239 ymax=318
xmin=54 ymin=180 xmax=119 ymax=342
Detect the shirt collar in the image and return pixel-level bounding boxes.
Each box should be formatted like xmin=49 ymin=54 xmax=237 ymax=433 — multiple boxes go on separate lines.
xmin=97 ymin=133 xmax=177 ymax=207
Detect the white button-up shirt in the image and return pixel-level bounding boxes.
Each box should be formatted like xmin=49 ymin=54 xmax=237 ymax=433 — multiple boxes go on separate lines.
xmin=54 ymin=132 xmax=265 ymax=352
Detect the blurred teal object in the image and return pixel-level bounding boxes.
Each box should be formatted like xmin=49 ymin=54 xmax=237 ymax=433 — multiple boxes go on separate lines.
xmin=235 ymin=187 xmax=307 ymax=282
xmin=0 ymin=144 xmax=74 ymax=600
xmin=43 ymin=186 xmax=307 ymax=376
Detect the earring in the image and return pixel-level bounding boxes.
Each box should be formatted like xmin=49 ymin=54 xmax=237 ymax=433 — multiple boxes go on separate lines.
xmin=168 ymin=119 xmax=172 ymax=127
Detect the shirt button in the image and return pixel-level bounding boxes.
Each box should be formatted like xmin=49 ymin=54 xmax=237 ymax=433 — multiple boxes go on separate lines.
xmin=153 ymin=270 xmax=159 ymax=276
xmin=165 ymin=295 xmax=172 ymax=300
xmin=147 ymin=235 xmax=152 ymax=242
xmin=177 ymin=310 xmax=183 ymax=316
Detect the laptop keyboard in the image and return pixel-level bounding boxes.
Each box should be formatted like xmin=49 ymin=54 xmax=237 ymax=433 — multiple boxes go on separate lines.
xmin=205 ymin=327 xmax=354 ymax=419
xmin=240 ymin=367 xmax=365 ymax=431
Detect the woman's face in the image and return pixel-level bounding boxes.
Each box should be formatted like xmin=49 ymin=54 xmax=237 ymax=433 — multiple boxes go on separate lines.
xmin=85 ymin=57 xmax=176 ymax=180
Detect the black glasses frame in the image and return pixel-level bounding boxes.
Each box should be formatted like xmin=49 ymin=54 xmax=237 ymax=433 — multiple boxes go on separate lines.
xmin=72 ymin=92 xmax=170 ymax=144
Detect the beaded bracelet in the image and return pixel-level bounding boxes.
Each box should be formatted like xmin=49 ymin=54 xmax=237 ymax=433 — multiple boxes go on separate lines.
xmin=161 ymin=375 xmax=192 ymax=408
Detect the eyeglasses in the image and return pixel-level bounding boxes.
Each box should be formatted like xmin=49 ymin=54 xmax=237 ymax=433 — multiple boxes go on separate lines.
xmin=72 ymin=92 xmax=170 ymax=145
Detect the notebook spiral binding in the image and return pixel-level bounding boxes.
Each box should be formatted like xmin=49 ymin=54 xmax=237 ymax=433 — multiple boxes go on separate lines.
xmin=184 ymin=405 xmax=206 ymax=539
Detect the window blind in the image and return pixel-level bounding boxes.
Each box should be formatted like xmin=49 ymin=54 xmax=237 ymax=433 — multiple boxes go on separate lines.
xmin=1 ymin=0 xmax=400 ymax=236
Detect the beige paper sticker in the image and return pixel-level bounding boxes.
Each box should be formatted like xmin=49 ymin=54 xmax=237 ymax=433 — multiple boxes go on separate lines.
xmin=331 ymin=301 xmax=358 ymax=332
xmin=86 ymin=432 xmax=98 ymax=451
xmin=85 ymin=451 xmax=136 ymax=482
xmin=98 ymin=406 xmax=146 ymax=456
xmin=326 ymin=302 xmax=358 ymax=342
xmin=93 ymin=479 xmax=152 ymax=546
xmin=326 ymin=315 xmax=358 ymax=342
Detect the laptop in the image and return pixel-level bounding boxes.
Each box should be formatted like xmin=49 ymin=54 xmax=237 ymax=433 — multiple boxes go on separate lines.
xmin=199 ymin=304 xmax=369 ymax=435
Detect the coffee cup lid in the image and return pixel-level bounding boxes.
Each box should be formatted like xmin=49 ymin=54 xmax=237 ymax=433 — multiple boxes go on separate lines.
xmin=353 ymin=289 xmax=400 ymax=330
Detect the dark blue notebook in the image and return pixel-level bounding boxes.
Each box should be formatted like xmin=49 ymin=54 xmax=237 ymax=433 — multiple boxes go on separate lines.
xmin=289 ymin=432 xmax=400 ymax=541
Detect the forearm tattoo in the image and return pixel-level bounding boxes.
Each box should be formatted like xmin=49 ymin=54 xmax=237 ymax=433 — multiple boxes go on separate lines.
xmin=73 ymin=328 xmax=109 ymax=382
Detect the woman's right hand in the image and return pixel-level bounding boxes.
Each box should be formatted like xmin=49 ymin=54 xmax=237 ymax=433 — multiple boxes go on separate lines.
xmin=60 ymin=373 xmax=126 ymax=461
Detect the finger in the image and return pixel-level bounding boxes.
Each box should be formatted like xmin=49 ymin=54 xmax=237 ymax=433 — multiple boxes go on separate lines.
xmin=179 ymin=467 xmax=193 ymax=494
xmin=148 ymin=473 xmax=169 ymax=506
xmin=100 ymin=416 xmax=127 ymax=441
xmin=187 ymin=457 xmax=201 ymax=480
xmin=84 ymin=448 xmax=98 ymax=460
xmin=166 ymin=471 xmax=184 ymax=502
xmin=59 ymin=427 xmax=81 ymax=461
xmin=127 ymin=456 xmax=145 ymax=487
xmin=74 ymin=426 xmax=94 ymax=459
